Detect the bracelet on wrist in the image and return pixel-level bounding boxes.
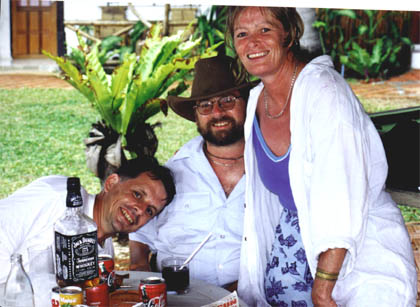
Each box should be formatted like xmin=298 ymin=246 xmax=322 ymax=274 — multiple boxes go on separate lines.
xmin=315 ymin=268 xmax=339 ymax=281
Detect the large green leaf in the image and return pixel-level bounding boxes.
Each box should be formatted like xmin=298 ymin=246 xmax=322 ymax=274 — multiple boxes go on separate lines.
xmin=335 ymin=9 xmax=357 ymax=19
xmin=110 ymin=53 xmax=137 ymax=111
xmin=154 ymin=35 xmax=183 ymax=71
xmin=45 ymin=21 xmax=216 ymax=157
xmin=85 ymin=46 xmax=108 ymax=86
xmin=42 ymin=50 xmax=94 ymax=102
xmin=119 ymin=81 xmax=140 ymax=135
xmin=137 ymin=40 xmax=165 ymax=80
xmin=371 ymin=38 xmax=383 ymax=65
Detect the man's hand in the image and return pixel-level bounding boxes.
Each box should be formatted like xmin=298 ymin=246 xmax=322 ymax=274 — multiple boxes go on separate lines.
xmin=129 ymin=240 xmax=152 ymax=271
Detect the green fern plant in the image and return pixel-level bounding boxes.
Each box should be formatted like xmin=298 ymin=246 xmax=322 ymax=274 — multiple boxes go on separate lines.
xmin=44 ymin=22 xmax=220 ymax=180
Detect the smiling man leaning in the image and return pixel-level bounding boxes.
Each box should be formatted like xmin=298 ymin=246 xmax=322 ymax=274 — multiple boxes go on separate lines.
xmin=0 ymin=156 xmax=175 ymax=283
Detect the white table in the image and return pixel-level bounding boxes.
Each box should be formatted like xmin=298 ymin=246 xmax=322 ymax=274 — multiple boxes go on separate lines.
xmin=118 ymin=271 xmax=248 ymax=307
xmin=1 ymin=272 xmax=248 ymax=307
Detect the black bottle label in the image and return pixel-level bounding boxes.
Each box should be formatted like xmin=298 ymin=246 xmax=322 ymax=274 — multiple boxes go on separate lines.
xmin=55 ymin=230 xmax=98 ymax=284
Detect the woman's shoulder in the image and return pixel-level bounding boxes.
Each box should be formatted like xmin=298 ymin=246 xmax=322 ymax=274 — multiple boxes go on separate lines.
xmin=297 ymin=55 xmax=353 ymax=100
xmin=299 ymin=55 xmax=341 ymax=83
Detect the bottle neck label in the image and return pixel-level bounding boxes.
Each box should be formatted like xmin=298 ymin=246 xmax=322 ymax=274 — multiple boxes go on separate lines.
xmin=67 ymin=193 xmax=83 ymax=207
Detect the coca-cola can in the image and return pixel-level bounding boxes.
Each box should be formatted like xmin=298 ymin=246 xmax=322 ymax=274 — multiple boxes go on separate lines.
xmin=85 ymin=281 xmax=109 ymax=307
xmin=98 ymin=254 xmax=114 ymax=276
xmin=51 ymin=286 xmax=60 ymax=307
xmin=98 ymin=254 xmax=115 ymax=288
xmin=139 ymin=277 xmax=167 ymax=307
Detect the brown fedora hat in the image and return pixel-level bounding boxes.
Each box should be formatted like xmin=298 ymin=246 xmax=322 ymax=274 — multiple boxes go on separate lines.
xmin=167 ymin=53 xmax=255 ymax=122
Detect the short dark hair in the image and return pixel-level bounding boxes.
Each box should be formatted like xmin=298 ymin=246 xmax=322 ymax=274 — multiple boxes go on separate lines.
xmin=115 ymin=156 xmax=176 ymax=206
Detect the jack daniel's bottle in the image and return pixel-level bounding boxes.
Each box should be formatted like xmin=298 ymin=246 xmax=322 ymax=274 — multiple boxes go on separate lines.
xmin=54 ymin=177 xmax=98 ymax=287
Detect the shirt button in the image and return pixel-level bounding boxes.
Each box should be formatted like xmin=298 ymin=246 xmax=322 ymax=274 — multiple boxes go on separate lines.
xmin=220 ymin=234 xmax=225 ymax=239
xmin=244 ymin=203 xmax=246 ymax=208
xmin=244 ymin=237 xmax=247 ymax=241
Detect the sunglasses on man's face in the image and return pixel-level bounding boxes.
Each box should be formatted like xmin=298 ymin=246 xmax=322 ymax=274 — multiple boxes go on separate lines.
xmin=194 ymin=95 xmax=240 ymax=116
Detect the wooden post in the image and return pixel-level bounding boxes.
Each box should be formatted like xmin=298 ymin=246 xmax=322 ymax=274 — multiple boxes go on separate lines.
xmin=163 ymin=4 xmax=170 ymax=36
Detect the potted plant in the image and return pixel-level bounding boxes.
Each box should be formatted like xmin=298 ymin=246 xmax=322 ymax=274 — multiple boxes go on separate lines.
xmin=44 ymin=22 xmax=220 ymax=183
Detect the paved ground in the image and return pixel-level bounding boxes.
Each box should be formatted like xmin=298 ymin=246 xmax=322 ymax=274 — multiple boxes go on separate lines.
xmin=0 ymin=73 xmax=74 ymax=89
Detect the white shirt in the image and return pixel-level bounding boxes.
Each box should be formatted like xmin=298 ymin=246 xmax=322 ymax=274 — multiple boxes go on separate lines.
xmin=238 ymin=56 xmax=417 ymax=306
xmin=129 ymin=136 xmax=245 ymax=287
xmin=0 ymin=175 xmax=113 ymax=283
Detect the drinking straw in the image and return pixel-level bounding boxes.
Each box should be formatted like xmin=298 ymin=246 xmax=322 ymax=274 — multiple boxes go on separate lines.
xmin=179 ymin=232 xmax=213 ymax=270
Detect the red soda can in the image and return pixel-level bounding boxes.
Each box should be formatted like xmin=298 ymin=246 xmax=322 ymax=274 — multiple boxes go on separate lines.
xmin=98 ymin=254 xmax=115 ymax=288
xmin=139 ymin=277 xmax=167 ymax=307
xmin=98 ymin=254 xmax=114 ymax=277
xmin=85 ymin=281 xmax=109 ymax=307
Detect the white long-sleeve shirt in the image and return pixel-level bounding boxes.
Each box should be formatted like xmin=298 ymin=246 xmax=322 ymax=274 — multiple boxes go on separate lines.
xmin=238 ymin=56 xmax=417 ymax=306
xmin=0 ymin=176 xmax=113 ymax=284
xmin=130 ymin=136 xmax=245 ymax=286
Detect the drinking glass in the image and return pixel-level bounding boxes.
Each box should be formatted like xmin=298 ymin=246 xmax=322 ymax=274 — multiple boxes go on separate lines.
xmin=161 ymin=257 xmax=189 ymax=294
xmin=28 ymin=246 xmax=56 ymax=307
xmin=28 ymin=245 xmax=54 ymax=275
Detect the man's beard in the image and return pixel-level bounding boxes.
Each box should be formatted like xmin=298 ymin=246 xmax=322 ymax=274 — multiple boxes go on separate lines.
xmin=197 ymin=116 xmax=244 ymax=146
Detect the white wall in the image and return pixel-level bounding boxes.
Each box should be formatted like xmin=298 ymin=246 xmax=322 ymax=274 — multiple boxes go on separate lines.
xmin=0 ymin=0 xmax=12 ymax=66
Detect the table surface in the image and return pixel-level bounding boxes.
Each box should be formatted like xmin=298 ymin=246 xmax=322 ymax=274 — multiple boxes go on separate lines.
xmin=0 ymin=271 xmax=248 ymax=307
xmin=118 ymin=271 xmax=248 ymax=307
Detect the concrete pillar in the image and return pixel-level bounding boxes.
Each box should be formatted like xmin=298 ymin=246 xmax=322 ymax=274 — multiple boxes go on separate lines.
xmin=0 ymin=0 xmax=12 ymax=66
xmin=411 ymin=45 xmax=420 ymax=70
xmin=297 ymin=8 xmax=321 ymax=54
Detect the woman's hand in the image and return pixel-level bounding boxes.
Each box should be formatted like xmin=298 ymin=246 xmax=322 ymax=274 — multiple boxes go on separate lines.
xmin=312 ymin=277 xmax=337 ymax=307
xmin=312 ymin=248 xmax=347 ymax=306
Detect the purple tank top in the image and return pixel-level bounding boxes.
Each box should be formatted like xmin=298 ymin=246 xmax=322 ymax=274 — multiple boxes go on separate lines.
xmin=253 ymin=118 xmax=297 ymax=211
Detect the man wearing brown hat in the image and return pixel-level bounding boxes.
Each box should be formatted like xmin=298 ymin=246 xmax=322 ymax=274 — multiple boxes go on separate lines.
xmin=129 ymin=53 xmax=255 ymax=291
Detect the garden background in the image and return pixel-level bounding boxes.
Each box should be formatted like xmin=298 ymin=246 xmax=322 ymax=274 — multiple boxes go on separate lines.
xmin=0 ymin=5 xmax=419 ymax=277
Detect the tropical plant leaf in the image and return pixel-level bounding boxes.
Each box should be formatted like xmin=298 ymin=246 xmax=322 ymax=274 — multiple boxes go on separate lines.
xmin=358 ymin=25 xmax=368 ymax=36
xmin=371 ymin=38 xmax=383 ymax=65
xmin=42 ymin=50 xmax=95 ymax=102
xmin=85 ymin=45 xmax=108 ymax=86
xmin=46 ymin=21 xmax=214 ymax=157
xmin=139 ymin=98 xmax=165 ymax=121
xmin=401 ymin=37 xmax=412 ymax=45
xmin=177 ymin=37 xmax=202 ymax=58
xmin=167 ymin=80 xmax=189 ymax=97
xmin=119 ymin=81 xmax=140 ymax=135
xmin=335 ymin=9 xmax=357 ymax=19
xmin=110 ymin=53 xmax=136 ymax=112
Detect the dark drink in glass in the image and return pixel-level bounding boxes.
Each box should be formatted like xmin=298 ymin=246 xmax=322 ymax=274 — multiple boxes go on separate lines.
xmin=161 ymin=257 xmax=190 ymax=294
